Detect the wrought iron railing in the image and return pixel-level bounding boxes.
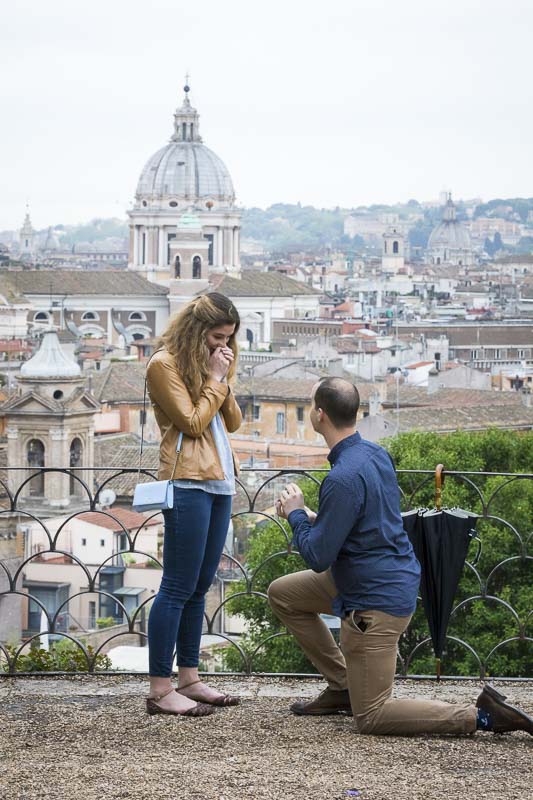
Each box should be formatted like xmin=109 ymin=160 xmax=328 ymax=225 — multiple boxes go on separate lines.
xmin=0 ymin=467 xmax=531 ymax=678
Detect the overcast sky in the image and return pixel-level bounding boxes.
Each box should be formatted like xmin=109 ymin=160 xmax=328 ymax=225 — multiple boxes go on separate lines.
xmin=1 ymin=0 xmax=532 ymax=229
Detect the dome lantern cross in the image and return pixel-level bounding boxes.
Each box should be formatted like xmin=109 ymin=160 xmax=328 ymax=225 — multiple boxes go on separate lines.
xmin=172 ymin=78 xmax=201 ymax=143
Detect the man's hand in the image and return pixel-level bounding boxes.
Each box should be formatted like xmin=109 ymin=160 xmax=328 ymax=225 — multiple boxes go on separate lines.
xmin=303 ymin=506 xmax=317 ymax=524
xmin=278 ymin=482 xmax=305 ymax=517
xmin=275 ymin=499 xmax=314 ymax=520
xmin=278 ymin=503 xmax=317 ymax=523
xmin=275 ymin=499 xmax=287 ymax=519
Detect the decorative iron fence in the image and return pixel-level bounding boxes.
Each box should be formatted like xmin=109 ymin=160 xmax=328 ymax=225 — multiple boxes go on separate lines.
xmin=0 ymin=466 xmax=531 ymax=678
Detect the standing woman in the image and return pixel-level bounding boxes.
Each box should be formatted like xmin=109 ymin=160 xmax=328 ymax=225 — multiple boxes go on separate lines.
xmin=145 ymin=292 xmax=242 ymax=717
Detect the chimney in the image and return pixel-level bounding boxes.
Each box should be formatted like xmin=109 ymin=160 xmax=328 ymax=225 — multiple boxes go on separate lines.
xmin=427 ymin=366 xmax=440 ymax=395
xmin=368 ymin=391 xmax=381 ymax=416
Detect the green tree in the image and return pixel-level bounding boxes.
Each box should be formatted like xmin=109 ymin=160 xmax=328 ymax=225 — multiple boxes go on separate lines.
xmin=386 ymin=429 xmax=533 ymax=677
xmin=515 ymin=236 xmax=533 ymax=254
xmin=484 ymin=232 xmax=505 ymax=256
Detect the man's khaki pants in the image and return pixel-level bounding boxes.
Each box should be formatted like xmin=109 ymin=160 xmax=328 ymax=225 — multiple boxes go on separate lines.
xmin=268 ymin=569 xmax=477 ymax=736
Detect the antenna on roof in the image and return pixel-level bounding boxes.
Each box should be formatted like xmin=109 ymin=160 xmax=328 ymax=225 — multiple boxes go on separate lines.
xmin=99 ymin=488 xmax=116 ymax=509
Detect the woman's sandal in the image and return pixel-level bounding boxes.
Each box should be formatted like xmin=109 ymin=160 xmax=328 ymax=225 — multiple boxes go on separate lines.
xmin=146 ymin=686 xmax=216 ymax=717
xmin=177 ymin=679 xmax=240 ymax=707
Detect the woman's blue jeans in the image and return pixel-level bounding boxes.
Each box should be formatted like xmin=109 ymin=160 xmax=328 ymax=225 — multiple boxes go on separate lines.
xmin=148 ymin=486 xmax=232 ymax=676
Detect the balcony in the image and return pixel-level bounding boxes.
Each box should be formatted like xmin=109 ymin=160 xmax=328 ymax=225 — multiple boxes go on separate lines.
xmin=0 ymin=466 xmax=531 ymax=679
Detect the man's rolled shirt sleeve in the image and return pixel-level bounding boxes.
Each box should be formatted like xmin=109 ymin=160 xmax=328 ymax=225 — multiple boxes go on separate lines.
xmin=287 ymin=476 xmax=363 ymax=572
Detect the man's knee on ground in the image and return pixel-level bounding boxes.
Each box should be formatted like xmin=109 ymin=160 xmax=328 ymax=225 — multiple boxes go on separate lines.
xmin=354 ymin=711 xmax=379 ymax=735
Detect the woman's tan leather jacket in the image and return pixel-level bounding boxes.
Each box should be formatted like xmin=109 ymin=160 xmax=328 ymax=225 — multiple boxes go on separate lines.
xmin=146 ymin=349 xmax=242 ymax=481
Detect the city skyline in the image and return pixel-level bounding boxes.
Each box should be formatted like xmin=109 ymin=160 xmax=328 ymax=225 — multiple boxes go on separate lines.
xmin=1 ymin=0 xmax=532 ymax=229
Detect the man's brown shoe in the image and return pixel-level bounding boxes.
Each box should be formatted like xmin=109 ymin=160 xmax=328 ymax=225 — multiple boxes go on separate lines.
xmin=290 ymin=687 xmax=352 ymax=716
xmin=476 ymin=684 xmax=533 ymax=735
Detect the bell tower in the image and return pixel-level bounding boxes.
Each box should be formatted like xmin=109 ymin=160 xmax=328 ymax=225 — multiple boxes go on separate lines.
xmin=168 ymin=211 xmax=210 ymax=315
xmin=382 ymin=227 xmax=405 ymax=274
xmin=19 ymin=205 xmax=35 ymax=259
xmin=0 ymin=331 xmax=100 ymax=514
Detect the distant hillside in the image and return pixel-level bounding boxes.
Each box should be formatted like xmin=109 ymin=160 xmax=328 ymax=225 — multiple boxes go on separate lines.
xmin=6 ymin=197 xmax=532 ymax=256
xmin=472 ymin=198 xmax=533 ymax=223
xmin=242 ymin=204 xmax=345 ymax=252
xmin=51 ymin=218 xmax=129 ymax=247
xmin=243 ymin=199 xmax=533 ymax=254
xmin=242 ymin=200 xmax=436 ymax=253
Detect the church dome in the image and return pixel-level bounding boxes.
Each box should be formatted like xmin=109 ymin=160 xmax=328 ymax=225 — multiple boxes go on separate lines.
xmin=135 ymin=85 xmax=235 ymax=206
xmin=428 ymin=196 xmax=471 ymax=250
xmin=136 ymin=143 xmax=234 ymax=203
xmin=21 ymin=330 xmax=81 ymax=379
xmin=43 ymin=227 xmax=61 ymax=252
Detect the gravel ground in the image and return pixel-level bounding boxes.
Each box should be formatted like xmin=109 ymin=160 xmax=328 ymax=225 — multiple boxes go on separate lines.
xmin=0 ymin=676 xmax=531 ymax=800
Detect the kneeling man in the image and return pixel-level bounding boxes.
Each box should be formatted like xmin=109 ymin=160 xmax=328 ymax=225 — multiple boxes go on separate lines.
xmin=268 ymin=377 xmax=532 ymax=736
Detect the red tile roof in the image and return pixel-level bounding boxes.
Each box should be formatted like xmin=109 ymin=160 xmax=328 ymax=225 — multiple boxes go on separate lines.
xmin=77 ymin=507 xmax=159 ymax=531
xmin=404 ymin=361 xmax=434 ymax=369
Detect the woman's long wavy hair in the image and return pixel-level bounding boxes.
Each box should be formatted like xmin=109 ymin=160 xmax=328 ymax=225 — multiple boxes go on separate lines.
xmin=160 ymin=292 xmax=240 ymax=402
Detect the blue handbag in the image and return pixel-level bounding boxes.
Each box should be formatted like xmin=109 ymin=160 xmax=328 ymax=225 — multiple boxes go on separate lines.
xmin=132 ymin=352 xmax=183 ymax=513
xmin=132 ymin=477 xmax=174 ymax=513
xmin=132 ymin=435 xmax=183 ymax=513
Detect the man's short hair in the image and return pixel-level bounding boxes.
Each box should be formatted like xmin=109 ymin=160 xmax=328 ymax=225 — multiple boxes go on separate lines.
xmin=314 ymin=378 xmax=360 ymax=428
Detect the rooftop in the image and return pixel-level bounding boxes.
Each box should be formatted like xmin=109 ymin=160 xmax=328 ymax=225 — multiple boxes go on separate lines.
xmin=397 ymin=323 xmax=533 ymax=347
xmin=90 ymin=361 xmax=146 ymax=404
xmin=1 ymin=675 xmax=531 ymax=800
xmin=384 ymin=385 xmax=528 ymax=408
xmin=0 ymin=270 xmax=169 ymax=296
xmin=235 ymin=377 xmax=374 ymax=404
xmin=381 ymin=403 xmax=533 ymax=433
xmin=235 ymin=377 xmax=319 ymax=403
xmin=94 ymin=433 xmax=159 ymax=498
xmin=404 ymin=361 xmax=434 ymax=370
xmin=78 ymin=506 xmax=159 ymax=531
xmin=20 ymin=329 xmax=81 ymax=379
xmin=213 ymin=270 xmax=321 ymax=297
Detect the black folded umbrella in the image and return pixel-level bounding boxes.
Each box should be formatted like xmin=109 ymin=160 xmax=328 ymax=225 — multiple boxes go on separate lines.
xmin=401 ymin=474 xmax=478 ymax=678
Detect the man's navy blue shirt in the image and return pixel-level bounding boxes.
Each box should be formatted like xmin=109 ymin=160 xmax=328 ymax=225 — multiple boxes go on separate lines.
xmin=288 ymin=432 xmax=420 ymax=618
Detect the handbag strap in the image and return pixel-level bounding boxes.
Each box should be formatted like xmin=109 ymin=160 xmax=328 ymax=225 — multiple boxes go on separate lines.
xmin=138 ymin=348 xmax=182 ymax=481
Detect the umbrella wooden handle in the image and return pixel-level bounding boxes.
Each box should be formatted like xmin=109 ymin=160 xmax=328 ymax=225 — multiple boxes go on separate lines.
xmin=435 ymin=464 xmax=445 ymax=511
